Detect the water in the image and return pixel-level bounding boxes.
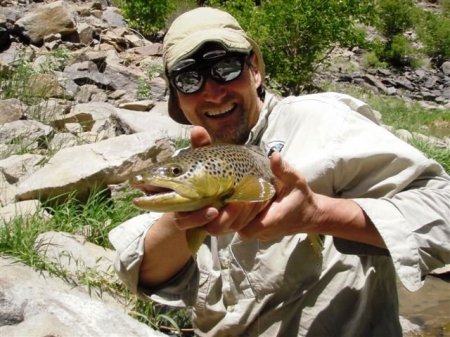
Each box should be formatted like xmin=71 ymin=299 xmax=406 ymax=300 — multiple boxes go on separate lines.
xmin=399 ymin=274 xmax=450 ymax=336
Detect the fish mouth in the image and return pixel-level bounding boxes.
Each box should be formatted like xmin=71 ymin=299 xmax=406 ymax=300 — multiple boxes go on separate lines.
xmin=130 ymin=175 xmax=177 ymax=197
xmin=205 ymin=103 xmax=236 ymax=118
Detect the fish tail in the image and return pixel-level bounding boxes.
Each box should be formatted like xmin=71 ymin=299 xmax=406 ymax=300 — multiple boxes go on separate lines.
xmin=186 ymin=227 xmax=209 ymax=255
xmin=308 ymin=234 xmax=324 ymax=255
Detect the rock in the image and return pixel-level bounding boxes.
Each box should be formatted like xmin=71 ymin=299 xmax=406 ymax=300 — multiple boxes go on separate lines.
xmin=0 ymin=171 xmax=17 ymax=206
xmin=0 ymin=98 xmax=24 ymax=123
xmin=0 ymin=199 xmax=47 ymax=225
xmin=0 ymin=153 xmax=46 ymax=183
xmin=119 ymin=99 xmax=155 ymax=111
xmin=26 ymin=73 xmax=66 ymax=98
xmin=442 ymin=61 xmax=450 ymax=76
xmin=102 ymin=6 xmax=127 ymax=27
xmin=430 ymin=264 xmax=450 ymax=275
xmin=0 ymin=120 xmax=53 ymax=151
xmin=0 ymin=256 xmax=167 ymax=337
xmin=51 ymin=101 xmax=116 ymax=132
xmin=49 ymin=132 xmax=79 ymax=151
xmin=35 ymin=231 xmax=116 ymax=276
xmin=14 ymin=1 xmax=77 ymax=45
xmin=15 ymin=131 xmax=180 ymax=202
xmin=77 ymin=22 xmax=94 ymax=45
xmin=113 ymin=106 xmax=189 ymax=136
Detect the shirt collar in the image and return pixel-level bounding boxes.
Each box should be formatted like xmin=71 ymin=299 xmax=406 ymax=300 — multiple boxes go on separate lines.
xmin=246 ymin=91 xmax=280 ymax=145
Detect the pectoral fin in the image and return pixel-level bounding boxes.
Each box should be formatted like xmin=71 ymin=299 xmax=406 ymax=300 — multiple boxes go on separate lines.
xmin=226 ymin=176 xmax=275 ymax=203
xmin=308 ymin=234 xmax=324 ymax=255
xmin=186 ymin=227 xmax=208 ymax=255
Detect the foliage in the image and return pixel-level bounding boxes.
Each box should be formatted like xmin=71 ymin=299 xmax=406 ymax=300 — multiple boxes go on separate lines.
xmin=410 ymin=138 xmax=450 ymax=174
xmin=115 ymin=0 xmax=176 ymax=39
xmin=383 ymin=34 xmax=422 ymax=68
xmin=414 ymin=9 xmax=450 ymax=65
xmin=0 ymin=186 xmax=194 ymax=332
xmin=374 ymin=0 xmax=415 ymax=38
xmin=206 ymin=0 xmax=374 ymax=95
xmin=370 ymin=0 xmax=423 ymax=68
xmin=0 ymin=47 xmax=72 ymax=126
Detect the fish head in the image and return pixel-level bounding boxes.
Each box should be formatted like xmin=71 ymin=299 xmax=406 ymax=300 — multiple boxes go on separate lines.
xmin=130 ymin=153 xmax=235 ymax=212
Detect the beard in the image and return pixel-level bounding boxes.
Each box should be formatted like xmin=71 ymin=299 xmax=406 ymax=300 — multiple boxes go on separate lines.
xmin=209 ymin=112 xmax=251 ymax=145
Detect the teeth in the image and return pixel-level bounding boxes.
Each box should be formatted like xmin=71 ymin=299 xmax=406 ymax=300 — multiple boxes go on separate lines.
xmin=206 ymin=104 xmax=234 ymax=117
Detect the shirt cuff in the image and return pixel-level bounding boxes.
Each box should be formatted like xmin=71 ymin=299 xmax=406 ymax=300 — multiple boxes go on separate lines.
xmin=353 ymin=198 xmax=423 ymax=292
xmin=108 ymin=213 xmax=160 ymax=293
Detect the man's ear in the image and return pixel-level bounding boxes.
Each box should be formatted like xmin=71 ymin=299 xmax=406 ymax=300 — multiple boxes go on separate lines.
xmin=249 ymin=53 xmax=262 ymax=87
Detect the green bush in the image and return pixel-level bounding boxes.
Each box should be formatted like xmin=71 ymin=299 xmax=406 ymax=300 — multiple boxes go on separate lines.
xmin=118 ymin=0 xmax=176 ymax=38
xmin=374 ymin=0 xmax=415 ymax=38
xmin=207 ymin=0 xmax=375 ymax=95
xmin=384 ymin=34 xmax=421 ymax=68
xmin=415 ymin=10 xmax=450 ymax=65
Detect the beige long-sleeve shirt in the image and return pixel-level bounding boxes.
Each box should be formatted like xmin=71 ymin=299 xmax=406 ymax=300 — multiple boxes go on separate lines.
xmin=110 ymin=92 xmax=450 ymax=337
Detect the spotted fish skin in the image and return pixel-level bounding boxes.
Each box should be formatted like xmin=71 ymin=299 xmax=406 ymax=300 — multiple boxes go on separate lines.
xmin=131 ymin=144 xmax=275 ymax=212
xmin=130 ymin=144 xmax=323 ymax=255
xmin=130 ymin=144 xmax=276 ymax=253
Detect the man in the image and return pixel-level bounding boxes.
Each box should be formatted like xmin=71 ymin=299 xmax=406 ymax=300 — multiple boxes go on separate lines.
xmin=110 ymin=7 xmax=450 ymax=337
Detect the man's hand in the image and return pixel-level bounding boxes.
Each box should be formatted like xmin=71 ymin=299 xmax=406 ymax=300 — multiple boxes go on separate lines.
xmin=238 ymin=151 xmax=322 ymax=240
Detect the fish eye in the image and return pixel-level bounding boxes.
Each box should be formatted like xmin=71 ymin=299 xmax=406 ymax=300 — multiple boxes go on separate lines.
xmin=169 ymin=165 xmax=183 ymax=177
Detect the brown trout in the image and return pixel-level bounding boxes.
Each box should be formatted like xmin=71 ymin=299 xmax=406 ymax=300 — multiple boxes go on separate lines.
xmin=130 ymin=144 xmax=322 ymax=254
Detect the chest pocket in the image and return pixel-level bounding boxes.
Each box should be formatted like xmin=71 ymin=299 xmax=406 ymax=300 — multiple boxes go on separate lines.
xmin=229 ymin=235 xmax=323 ymax=301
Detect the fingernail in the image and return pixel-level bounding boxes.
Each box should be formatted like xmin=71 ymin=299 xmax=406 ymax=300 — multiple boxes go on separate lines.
xmin=206 ymin=208 xmax=218 ymax=220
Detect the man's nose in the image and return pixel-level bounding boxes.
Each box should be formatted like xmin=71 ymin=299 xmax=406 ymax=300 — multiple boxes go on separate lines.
xmin=201 ymin=78 xmax=226 ymax=102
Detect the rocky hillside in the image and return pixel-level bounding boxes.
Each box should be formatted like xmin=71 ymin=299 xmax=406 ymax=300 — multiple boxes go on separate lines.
xmin=0 ymin=1 xmax=448 ymax=337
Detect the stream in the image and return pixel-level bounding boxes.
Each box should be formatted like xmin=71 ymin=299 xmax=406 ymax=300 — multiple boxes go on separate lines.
xmin=399 ymin=273 xmax=450 ymax=336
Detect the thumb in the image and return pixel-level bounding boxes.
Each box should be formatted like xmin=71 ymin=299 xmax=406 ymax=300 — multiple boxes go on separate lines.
xmin=190 ymin=126 xmax=212 ymax=149
xmin=270 ymin=152 xmax=305 ymax=188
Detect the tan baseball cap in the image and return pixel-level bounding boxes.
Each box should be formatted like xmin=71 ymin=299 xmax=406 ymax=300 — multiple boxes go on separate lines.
xmin=162 ymin=7 xmax=265 ymax=125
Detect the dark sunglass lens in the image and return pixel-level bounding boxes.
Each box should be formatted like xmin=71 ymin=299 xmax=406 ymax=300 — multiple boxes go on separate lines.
xmin=174 ymin=71 xmax=203 ymax=94
xmin=212 ymin=57 xmax=243 ymax=82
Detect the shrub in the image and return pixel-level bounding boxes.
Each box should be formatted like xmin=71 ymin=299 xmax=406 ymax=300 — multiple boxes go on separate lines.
xmin=384 ymin=34 xmax=421 ymax=68
xmin=207 ymin=0 xmax=375 ymax=95
xmin=118 ymin=0 xmax=175 ymax=39
xmin=374 ymin=0 xmax=415 ymax=38
xmin=415 ymin=10 xmax=450 ymax=65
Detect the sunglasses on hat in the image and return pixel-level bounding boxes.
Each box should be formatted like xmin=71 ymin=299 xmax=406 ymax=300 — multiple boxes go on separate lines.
xmin=169 ymin=49 xmax=250 ymax=95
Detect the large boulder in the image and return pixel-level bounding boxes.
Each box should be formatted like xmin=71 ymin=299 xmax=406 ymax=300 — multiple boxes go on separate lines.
xmin=0 ymin=256 xmax=167 ymax=337
xmin=14 ymin=1 xmax=77 ymax=45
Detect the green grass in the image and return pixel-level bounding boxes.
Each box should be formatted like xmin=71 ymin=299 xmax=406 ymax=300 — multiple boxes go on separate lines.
xmin=0 ymin=187 xmax=193 ymax=332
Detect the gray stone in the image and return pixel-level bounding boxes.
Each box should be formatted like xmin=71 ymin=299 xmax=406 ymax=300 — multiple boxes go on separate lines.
xmin=0 ymin=98 xmax=24 ymax=124
xmin=15 ymin=132 xmax=180 ymax=202
xmin=14 ymin=1 xmax=76 ymax=45
xmin=0 ymin=257 xmax=167 ymax=337
xmin=0 ymin=153 xmax=46 ymax=183
xmin=442 ymin=61 xmax=450 ymax=76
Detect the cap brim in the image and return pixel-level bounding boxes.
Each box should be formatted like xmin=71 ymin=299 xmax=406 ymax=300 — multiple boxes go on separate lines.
xmin=165 ymin=28 xmax=253 ymax=72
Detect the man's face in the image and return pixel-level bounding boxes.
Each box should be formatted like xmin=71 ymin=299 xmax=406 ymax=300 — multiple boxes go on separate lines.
xmin=175 ymin=53 xmax=263 ymax=144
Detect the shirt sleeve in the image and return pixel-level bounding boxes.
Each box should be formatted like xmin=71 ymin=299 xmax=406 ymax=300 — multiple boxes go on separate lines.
xmin=108 ymin=212 xmax=199 ymax=306
xmin=328 ymin=102 xmax=450 ymax=292
xmin=108 ymin=213 xmax=159 ymax=294
xmin=268 ymin=94 xmax=450 ymax=293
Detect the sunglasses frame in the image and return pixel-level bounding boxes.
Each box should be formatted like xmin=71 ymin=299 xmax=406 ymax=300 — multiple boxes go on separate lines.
xmin=169 ymin=50 xmax=250 ymax=95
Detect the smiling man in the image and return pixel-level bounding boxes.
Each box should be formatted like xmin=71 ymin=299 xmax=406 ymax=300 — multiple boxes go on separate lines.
xmin=110 ymin=7 xmax=450 ymax=337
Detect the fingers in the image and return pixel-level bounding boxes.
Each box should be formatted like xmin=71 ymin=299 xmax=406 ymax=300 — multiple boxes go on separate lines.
xmin=206 ymin=202 xmax=268 ymax=235
xmin=172 ymin=207 xmax=218 ymax=230
xmin=190 ymin=126 xmax=212 ymax=148
xmin=206 ymin=203 xmax=243 ymax=235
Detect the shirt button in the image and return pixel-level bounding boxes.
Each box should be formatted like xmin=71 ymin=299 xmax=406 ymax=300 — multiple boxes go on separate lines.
xmin=222 ymin=259 xmax=230 ymax=268
xmin=227 ymin=305 xmax=235 ymax=312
